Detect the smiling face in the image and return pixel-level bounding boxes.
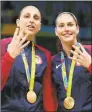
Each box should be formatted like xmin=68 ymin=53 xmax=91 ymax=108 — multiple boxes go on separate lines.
xmin=55 ymin=13 xmax=79 ymax=44
xmin=16 ymin=6 xmax=41 ymax=37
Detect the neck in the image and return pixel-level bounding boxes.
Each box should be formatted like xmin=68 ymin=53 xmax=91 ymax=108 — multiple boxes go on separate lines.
xmin=26 ymin=35 xmax=35 ymax=41
xmin=61 ymin=40 xmax=77 ymax=56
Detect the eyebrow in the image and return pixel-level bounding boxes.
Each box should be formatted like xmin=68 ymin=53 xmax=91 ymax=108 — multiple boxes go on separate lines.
xmin=24 ymin=12 xmax=30 ymax=15
xmin=59 ymin=23 xmax=64 ymax=24
xmin=58 ymin=21 xmax=74 ymax=24
xmin=67 ymin=22 xmax=74 ymax=24
xmin=24 ymin=13 xmax=40 ymax=17
xmin=34 ymin=14 xmax=39 ymax=17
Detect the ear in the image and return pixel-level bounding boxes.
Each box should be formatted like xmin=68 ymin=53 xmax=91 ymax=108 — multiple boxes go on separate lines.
xmin=77 ymin=25 xmax=79 ymax=34
xmin=38 ymin=22 xmax=41 ymax=31
xmin=55 ymin=27 xmax=58 ymax=36
xmin=16 ymin=19 xmax=20 ymax=27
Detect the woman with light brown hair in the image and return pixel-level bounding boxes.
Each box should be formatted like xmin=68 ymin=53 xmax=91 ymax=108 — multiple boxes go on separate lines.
xmin=52 ymin=12 xmax=92 ymax=111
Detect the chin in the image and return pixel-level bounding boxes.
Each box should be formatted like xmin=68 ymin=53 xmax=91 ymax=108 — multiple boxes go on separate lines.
xmin=63 ymin=36 xmax=75 ymax=42
xmin=63 ymin=39 xmax=73 ymax=43
xmin=27 ymin=31 xmax=34 ymax=35
xmin=25 ymin=29 xmax=34 ymax=34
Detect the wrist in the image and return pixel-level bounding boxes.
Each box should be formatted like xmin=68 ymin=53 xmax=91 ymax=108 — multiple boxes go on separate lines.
xmin=7 ymin=44 xmax=16 ymax=58
xmin=86 ymin=56 xmax=92 ymax=68
xmin=8 ymin=50 xmax=16 ymax=58
xmin=5 ymin=52 xmax=15 ymax=60
xmin=7 ymin=46 xmax=16 ymax=58
xmin=88 ymin=63 xmax=92 ymax=73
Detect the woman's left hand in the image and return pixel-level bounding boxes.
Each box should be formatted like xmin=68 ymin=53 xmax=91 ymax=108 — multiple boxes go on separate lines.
xmin=69 ymin=43 xmax=91 ymax=69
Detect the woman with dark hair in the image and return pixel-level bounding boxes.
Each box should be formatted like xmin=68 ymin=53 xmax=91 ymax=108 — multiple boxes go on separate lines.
xmin=52 ymin=12 xmax=92 ymax=111
xmin=1 ymin=6 xmax=57 ymax=112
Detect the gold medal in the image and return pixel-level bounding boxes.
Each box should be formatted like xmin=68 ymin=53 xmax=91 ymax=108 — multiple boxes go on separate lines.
xmin=64 ymin=97 xmax=75 ymax=109
xmin=27 ymin=91 xmax=37 ymax=103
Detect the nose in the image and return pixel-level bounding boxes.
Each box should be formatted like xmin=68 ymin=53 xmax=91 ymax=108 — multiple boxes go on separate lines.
xmin=29 ymin=17 xmax=34 ymax=23
xmin=64 ymin=25 xmax=69 ymax=31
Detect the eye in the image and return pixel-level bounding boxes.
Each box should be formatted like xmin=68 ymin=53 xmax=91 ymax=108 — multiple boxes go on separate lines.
xmin=59 ymin=24 xmax=64 ymax=28
xmin=68 ymin=23 xmax=73 ymax=26
xmin=24 ymin=15 xmax=30 ymax=18
xmin=34 ymin=15 xmax=39 ymax=20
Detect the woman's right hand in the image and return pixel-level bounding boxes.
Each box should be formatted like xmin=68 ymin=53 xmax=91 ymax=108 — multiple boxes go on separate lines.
xmin=7 ymin=28 xmax=30 ymax=58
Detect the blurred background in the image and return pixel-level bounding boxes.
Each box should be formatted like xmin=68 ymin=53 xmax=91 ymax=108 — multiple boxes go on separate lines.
xmin=1 ymin=1 xmax=92 ymax=55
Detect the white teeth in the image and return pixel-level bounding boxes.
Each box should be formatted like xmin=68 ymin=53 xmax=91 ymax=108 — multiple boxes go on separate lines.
xmin=64 ymin=34 xmax=72 ymax=36
xmin=27 ymin=25 xmax=34 ymax=28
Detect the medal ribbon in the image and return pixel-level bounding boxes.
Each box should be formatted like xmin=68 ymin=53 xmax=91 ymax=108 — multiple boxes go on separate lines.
xmin=61 ymin=52 xmax=68 ymax=89
xmin=21 ymin=42 xmax=36 ymax=91
xmin=61 ymin=43 xmax=80 ymax=97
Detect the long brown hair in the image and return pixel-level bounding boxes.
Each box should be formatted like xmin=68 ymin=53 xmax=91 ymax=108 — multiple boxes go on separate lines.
xmin=56 ymin=12 xmax=79 ymax=52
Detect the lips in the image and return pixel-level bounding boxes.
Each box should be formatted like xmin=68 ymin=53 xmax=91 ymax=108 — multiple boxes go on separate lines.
xmin=63 ymin=33 xmax=72 ymax=37
xmin=27 ymin=25 xmax=35 ymax=30
xmin=64 ymin=34 xmax=72 ymax=37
